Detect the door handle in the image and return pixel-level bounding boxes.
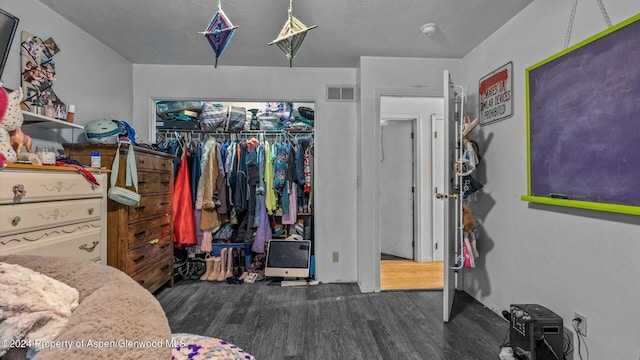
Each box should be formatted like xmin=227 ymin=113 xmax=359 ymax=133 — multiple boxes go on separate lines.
xmin=435 ymin=192 xmax=459 ymax=200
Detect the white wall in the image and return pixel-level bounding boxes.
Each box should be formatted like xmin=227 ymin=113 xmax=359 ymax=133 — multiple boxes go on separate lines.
xmin=133 ymin=65 xmax=358 ymax=283
xmin=461 ymin=1 xmax=640 ymax=358
xmin=0 ymin=0 xmax=133 ymax=147
xmin=357 ymin=57 xmax=461 ymax=292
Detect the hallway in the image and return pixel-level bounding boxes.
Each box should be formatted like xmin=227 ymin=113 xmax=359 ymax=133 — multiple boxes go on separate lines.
xmin=380 ymin=260 xmax=444 ymax=291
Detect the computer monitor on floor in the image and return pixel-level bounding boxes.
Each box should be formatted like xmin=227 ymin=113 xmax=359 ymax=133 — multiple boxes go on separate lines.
xmin=265 ymin=239 xmax=311 ymax=286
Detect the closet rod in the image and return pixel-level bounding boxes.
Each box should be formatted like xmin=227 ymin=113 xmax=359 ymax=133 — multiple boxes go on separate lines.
xmin=156 ymin=129 xmax=312 ymax=134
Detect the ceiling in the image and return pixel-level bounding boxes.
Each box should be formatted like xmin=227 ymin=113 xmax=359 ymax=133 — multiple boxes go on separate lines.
xmin=39 ymin=0 xmax=533 ymax=68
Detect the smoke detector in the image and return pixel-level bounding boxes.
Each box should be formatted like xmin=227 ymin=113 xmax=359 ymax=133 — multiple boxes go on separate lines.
xmin=420 ymin=23 xmax=438 ymax=36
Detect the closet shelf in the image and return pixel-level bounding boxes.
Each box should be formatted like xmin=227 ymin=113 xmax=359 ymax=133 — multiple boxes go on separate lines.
xmin=22 ymin=111 xmax=84 ymax=130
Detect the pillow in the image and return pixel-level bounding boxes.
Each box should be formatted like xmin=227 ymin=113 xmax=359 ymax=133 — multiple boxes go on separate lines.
xmin=0 ymin=262 xmax=79 ymax=357
xmin=171 ymin=333 xmax=255 ymax=360
xmin=1 ymin=87 xmax=24 ymax=132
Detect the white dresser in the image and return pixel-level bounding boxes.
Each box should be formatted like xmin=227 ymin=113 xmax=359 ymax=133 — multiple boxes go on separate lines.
xmin=0 ymin=164 xmax=108 ymax=263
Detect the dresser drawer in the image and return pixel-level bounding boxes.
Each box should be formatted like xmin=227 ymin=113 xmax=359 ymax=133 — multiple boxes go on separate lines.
xmin=128 ymin=194 xmax=172 ymax=222
xmin=127 ymin=214 xmax=172 ymax=249
xmin=136 ymin=154 xmax=172 ymax=172
xmin=0 ymin=221 xmax=102 ymax=262
xmin=124 ymin=234 xmax=172 ymax=274
xmin=130 ymin=254 xmax=173 ymax=292
xmin=0 ymin=198 xmax=102 ymax=237
xmin=0 ymin=171 xmax=104 ymax=204
xmin=138 ymin=171 xmax=173 ymax=194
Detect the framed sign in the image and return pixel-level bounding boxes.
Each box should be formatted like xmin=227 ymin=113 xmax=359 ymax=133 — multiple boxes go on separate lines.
xmin=479 ymin=61 xmax=513 ymax=126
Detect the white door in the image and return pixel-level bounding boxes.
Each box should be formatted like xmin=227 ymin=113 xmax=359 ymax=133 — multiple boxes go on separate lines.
xmin=380 ymin=119 xmax=414 ymax=259
xmin=440 ymin=70 xmax=461 ymax=322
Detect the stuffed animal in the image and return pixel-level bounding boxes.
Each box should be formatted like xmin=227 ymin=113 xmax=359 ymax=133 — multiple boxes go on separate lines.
xmin=9 ymin=127 xmax=32 ymax=156
xmin=0 ymin=88 xmax=17 ymax=163
xmin=0 ymin=87 xmax=28 ymax=162
xmin=1 ymin=87 xmax=24 ymax=131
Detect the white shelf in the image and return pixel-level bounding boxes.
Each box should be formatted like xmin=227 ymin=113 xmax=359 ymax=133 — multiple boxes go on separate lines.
xmin=22 ymin=111 xmax=84 ymax=130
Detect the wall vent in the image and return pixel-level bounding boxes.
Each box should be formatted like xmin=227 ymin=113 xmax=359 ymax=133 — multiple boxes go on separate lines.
xmin=326 ymin=85 xmax=357 ymax=102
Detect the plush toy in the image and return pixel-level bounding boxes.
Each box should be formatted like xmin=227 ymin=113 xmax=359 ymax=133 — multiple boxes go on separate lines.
xmin=0 ymin=88 xmax=17 ymax=163
xmin=0 ymin=138 xmax=17 ymax=163
xmin=0 ymin=86 xmax=7 ymax=119
xmin=9 ymin=127 xmax=32 ymax=156
xmin=1 ymin=87 xmax=24 ymax=131
xmin=0 ymin=87 xmax=29 ymax=162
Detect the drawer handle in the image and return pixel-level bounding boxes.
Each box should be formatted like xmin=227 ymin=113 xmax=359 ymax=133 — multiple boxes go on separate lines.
xmin=160 ymin=243 xmax=170 ymax=250
xmin=139 ymin=159 xmax=145 ymax=164
xmin=161 ymin=182 xmax=170 ymax=185
xmin=160 ymin=202 xmax=169 ymax=206
xmin=148 ymin=238 xmax=159 ymax=245
xmin=12 ymin=184 xmax=26 ymax=202
xmin=79 ymin=241 xmax=99 ymax=252
xmin=161 ymin=223 xmax=170 ymax=228
xmin=137 ymin=280 xmax=145 ymax=285
xmin=138 ymin=181 xmax=147 ymax=184
xmin=133 ymin=255 xmax=145 ymax=264
xmin=11 ymin=216 xmax=21 ymax=226
xmin=160 ymin=265 xmax=170 ymax=271
xmin=88 ymin=208 xmax=94 ymax=215
xmin=135 ymin=205 xmax=146 ymax=211
xmin=134 ymin=230 xmax=146 ymax=237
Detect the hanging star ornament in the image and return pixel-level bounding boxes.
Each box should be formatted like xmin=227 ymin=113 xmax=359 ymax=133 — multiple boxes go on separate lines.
xmin=199 ymin=0 xmax=238 ymax=68
xmin=268 ymin=0 xmax=317 ymax=67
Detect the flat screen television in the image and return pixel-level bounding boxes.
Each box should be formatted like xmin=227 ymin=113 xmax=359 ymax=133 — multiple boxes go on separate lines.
xmin=0 ymin=8 xmax=19 ymax=82
xmin=265 ymin=239 xmax=311 ymax=284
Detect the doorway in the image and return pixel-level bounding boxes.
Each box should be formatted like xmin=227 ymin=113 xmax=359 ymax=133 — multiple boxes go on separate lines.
xmin=380 ymin=119 xmax=415 ymax=261
xmin=379 ymin=96 xmax=444 ymax=291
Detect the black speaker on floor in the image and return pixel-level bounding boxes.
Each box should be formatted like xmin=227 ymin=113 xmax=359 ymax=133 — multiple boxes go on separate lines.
xmin=509 ymin=304 xmax=564 ymax=360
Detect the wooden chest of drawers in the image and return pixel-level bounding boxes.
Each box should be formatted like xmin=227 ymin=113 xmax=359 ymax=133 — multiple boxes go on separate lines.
xmin=0 ymin=165 xmax=107 ymax=263
xmin=64 ymin=143 xmax=175 ymax=293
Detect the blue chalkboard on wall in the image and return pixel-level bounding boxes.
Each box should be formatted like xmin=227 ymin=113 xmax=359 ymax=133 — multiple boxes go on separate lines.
xmin=523 ymin=14 xmax=640 ymax=215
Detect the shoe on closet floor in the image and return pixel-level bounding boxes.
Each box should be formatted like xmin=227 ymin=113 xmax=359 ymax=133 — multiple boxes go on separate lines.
xmin=206 ymin=256 xmax=222 ymax=281
xmin=200 ymin=256 xmax=214 ymax=281
xmin=216 ymin=248 xmax=228 ymax=281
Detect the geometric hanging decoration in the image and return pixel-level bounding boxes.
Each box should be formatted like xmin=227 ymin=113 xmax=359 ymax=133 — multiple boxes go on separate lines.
xmin=199 ymin=0 xmax=238 ymax=68
xmin=268 ymin=0 xmax=317 ymax=67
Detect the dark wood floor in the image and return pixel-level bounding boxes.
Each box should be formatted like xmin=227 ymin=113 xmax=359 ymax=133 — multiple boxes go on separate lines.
xmin=156 ymin=280 xmax=508 ymax=360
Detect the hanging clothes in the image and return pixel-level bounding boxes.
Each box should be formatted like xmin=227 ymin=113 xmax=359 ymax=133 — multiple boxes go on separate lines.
xmin=190 ymin=142 xmax=202 ymax=207
xmin=253 ymin=194 xmax=270 ymax=254
xmin=201 ymin=139 xmax=221 ymax=232
xmin=281 ymin=182 xmax=297 ymax=225
xmin=272 ymin=141 xmax=288 ymax=192
xmin=264 ymin=140 xmax=277 ymax=214
xmin=234 ymin=142 xmax=248 ymax=214
xmin=215 ymin=141 xmax=228 ymax=217
xmin=173 ymin=150 xmax=197 ymax=248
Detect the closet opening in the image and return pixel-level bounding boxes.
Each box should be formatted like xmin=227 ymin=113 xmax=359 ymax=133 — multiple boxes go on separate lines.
xmin=152 ymin=99 xmax=315 ymax=285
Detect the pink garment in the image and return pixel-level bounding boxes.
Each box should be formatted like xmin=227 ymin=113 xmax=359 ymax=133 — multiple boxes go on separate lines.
xmin=463 ymin=236 xmax=475 ymax=268
xmin=200 ymin=231 xmax=213 ymax=253
xmin=281 ymin=182 xmax=297 ymax=225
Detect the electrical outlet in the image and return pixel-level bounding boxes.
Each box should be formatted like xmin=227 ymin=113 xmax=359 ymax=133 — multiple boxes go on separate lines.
xmin=574 ymin=312 xmax=587 ymax=337
xmin=332 ymin=251 xmax=339 ymax=262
